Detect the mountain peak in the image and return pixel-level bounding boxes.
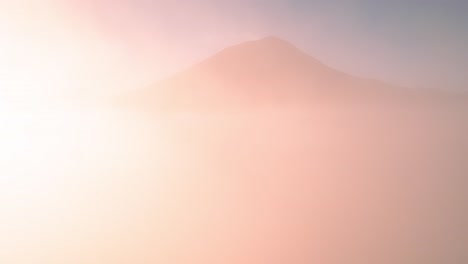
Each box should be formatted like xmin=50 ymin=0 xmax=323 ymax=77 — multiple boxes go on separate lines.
xmin=226 ymin=36 xmax=299 ymax=54
xmin=123 ymin=37 xmax=384 ymax=111
xmin=204 ymin=35 xmax=317 ymax=71
xmin=255 ymin=36 xmax=293 ymax=45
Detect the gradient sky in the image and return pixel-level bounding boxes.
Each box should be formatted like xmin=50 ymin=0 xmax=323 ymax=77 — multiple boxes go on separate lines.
xmin=1 ymin=0 xmax=467 ymax=100
xmin=71 ymin=0 xmax=468 ymax=91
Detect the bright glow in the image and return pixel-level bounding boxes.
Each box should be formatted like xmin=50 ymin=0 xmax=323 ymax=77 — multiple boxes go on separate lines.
xmin=0 ymin=101 xmax=176 ymax=263
xmin=0 ymin=2 xmax=464 ymax=263
xmin=0 ymin=4 xmax=170 ymax=262
xmin=0 ymin=10 xmax=162 ymax=262
xmin=0 ymin=4 xmax=95 ymax=238
xmin=0 ymin=0 xmax=153 ymax=104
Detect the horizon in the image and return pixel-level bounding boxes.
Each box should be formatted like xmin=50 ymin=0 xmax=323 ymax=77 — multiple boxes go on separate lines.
xmin=1 ymin=1 xmax=467 ymax=103
xmin=0 ymin=2 xmax=466 ymax=264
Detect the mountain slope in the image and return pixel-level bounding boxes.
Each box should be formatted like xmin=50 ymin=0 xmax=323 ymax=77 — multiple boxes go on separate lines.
xmin=120 ymin=36 xmax=453 ymax=112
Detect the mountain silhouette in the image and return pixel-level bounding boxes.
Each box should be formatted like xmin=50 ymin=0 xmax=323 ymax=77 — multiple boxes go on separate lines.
xmin=109 ymin=37 xmax=467 ymax=264
xmin=121 ymin=36 xmax=454 ymax=112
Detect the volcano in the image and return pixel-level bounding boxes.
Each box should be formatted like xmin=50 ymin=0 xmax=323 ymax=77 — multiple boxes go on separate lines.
xmin=121 ymin=36 xmax=461 ymax=112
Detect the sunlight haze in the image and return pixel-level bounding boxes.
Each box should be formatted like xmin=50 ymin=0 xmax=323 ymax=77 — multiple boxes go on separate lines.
xmin=0 ymin=1 xmax=466 ymax=263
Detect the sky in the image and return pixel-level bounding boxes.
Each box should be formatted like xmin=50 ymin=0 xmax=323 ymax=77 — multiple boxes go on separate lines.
xmin=0 ymin=2 xmax=466 ymax=262
xmin=0 ymin=0 xmax=467 ymax=101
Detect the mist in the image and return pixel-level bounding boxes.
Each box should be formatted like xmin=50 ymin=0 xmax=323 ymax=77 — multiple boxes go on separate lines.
xmin=1 ymin=97 xmax=466 ymax=263
xmin=1 ymin=1 xmax=467 ymax=264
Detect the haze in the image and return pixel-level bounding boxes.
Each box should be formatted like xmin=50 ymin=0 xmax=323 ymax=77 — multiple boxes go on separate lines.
xmin=0 ymin=1 xmax=467 ymax=264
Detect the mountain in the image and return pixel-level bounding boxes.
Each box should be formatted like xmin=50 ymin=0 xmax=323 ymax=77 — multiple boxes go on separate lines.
xmin=110 ymin=37 xmax=468 ymax=263
xmin=120 ymin=36 xmax=459 ymax=112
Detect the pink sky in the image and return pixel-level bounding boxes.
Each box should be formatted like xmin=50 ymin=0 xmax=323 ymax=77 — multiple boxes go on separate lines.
xmin=0 ymin=0 xmax=466 ymax=103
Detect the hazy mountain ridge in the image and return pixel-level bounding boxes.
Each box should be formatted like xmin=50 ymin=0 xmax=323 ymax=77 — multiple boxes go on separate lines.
xmin=97 ymin=37 xmax=468 ymax=263
xmin=122 ymin=36 xmax=443 ymax=112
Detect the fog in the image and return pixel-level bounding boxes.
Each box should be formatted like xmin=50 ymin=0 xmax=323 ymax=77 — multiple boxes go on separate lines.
xmin=1 ymin=1 xmax=467 ymax=263
xmin=1 ymin=99 xmax=465 ymax=264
